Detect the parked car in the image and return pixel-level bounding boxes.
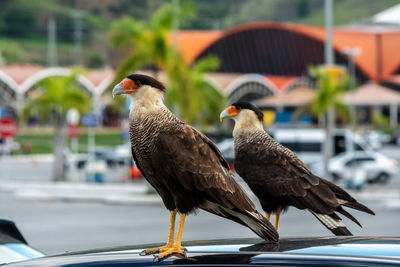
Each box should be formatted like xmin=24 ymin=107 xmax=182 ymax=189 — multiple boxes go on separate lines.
xmin=361 ymin=130 xmax=391 ymax=149
xmin=329 ymin=151 xmax=399 ymax=183
xmin=268 ymin=128 xmax=371 ymax=165
xmin=310 ymin=151 xmax=399 ymax=184
xmin=390 ymin=130 xmax=400 ymax=145
xmin=5 ymin=236 xmax=400 ymax=266
xmin=76 ymin=149 xmax=126 ymax=169
xmin=0 ymin=138 xmax=20 ymax=155
xmin=0 ymin=218 xmax=44 ymax=264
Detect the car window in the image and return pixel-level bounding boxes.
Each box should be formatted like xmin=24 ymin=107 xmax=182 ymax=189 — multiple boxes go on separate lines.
xmin=345 ymin=157 xmax=375 ymax=166
xmin=356 ymin=157 xmax=375 ymax=162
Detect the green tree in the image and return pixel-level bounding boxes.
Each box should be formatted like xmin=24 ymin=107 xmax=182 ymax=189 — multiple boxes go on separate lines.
xmin=308 ymin=66 xmax=349 ymax=178
xmin=109 ymin=2 xmax=226 ymax=127
xmin=110 ymin=3 xmax=190 ymax=81
xmin=23 ymin=71 xmax=90 ymax=181
xmin=165 ymin=52 xmax=225 ymax=128
xmin=308 ymin=66 xmax=349 ymax=119
xmin=3 ymin=7 xmax=37 ymax=38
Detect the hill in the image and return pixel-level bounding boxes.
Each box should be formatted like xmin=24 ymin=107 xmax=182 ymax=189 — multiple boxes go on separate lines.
xmin=0 ymin=0 xmax=399 ymax=67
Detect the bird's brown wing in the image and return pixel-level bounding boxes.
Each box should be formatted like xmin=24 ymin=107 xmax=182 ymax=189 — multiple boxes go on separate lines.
xmin=237 ymin=140 xmax=339 ymax=214
xmin=153 ymin=124 xmax=255 ymax=211
xmin=152 ymin=125 xmax=279 ymax=242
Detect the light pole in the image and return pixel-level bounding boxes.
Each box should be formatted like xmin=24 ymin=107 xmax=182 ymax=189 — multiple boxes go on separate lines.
xmin=342 ymin=47 xmax=362 ymax=134
xmin=323 ymin=0 xmax=334 ymax=179
xmin=342 ymin=47 xmax=362 ymax=188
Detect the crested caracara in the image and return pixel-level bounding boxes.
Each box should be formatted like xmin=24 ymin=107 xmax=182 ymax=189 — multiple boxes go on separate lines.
xmin=220 ymin=101 xmax=375 ymax=236
xmin=113 ymin=75 xmax=278 ymax=261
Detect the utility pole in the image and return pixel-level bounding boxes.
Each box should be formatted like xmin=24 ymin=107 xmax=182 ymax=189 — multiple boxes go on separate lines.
xmin=343 ymin=47 xmax=361 ymax=134
xmin=73 ymin=11 xmax=83 ymax=66
xmin=172 ymin=0 xmax=180 ymax=48
xmin=47 ymin=16 xmax=58 ymax=67
xmin=323 ymin=0 xmax=334 ymax=179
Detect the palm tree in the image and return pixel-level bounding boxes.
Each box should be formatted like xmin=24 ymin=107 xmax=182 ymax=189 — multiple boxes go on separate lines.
xmin=109 ymin=2 xmax=225 ymax=128
xmin=109 ymin=3 xmax=190 ymax=82
xmin=165 ymin=52 xmax=225 ymax=128
xmin=308 ymin=66 xmax=349 ymax=178
xmin=23 ymin=71 xmax=90 ymax=181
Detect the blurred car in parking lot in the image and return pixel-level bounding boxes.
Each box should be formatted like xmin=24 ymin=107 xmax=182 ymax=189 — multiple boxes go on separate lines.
xmin=310 ymin=151 xmax=399 ymax=184
xmin=0 ymin=138 xmax=20 ymax=155
xmin=76 ymin=149 xmax=127 ymax=169
xmin=361 ymin=130 xmax=391 ymax=150
xmin=329 ymin=151 xmax=399 ymax=183
xmin=390 ymin=131 xmax=400 ymax=145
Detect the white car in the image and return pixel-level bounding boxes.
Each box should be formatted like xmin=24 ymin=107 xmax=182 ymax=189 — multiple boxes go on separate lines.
xmin=328 ymin=151 xmax=399 ymax=184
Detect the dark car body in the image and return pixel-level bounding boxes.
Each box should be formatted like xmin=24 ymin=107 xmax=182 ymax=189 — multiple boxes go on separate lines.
xmin=5 ymin=237 xmax=400 ymax=266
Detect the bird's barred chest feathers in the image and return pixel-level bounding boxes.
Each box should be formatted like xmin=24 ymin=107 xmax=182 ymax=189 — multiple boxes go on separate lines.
xmin=129 ymin=109 xmax=177 ymax=158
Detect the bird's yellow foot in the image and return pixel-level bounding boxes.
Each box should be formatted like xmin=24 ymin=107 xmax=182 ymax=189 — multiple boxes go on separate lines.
xmin=154 ymin=245 xmax=187 ymax=262
xmin=139 ymin=244 xmax=173 ymax=256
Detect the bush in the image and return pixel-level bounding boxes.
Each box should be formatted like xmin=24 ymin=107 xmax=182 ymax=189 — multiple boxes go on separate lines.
xmin=3 ymin=8 xmax=37 ymax=38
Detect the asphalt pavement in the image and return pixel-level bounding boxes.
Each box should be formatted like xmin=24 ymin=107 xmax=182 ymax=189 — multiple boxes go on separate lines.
xmin=0 ymin=145 xmax=400 ymax=255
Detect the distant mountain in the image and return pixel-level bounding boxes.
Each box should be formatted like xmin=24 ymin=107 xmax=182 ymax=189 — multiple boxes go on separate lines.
xmin=0 ymin=0 xmax=399 ymax=66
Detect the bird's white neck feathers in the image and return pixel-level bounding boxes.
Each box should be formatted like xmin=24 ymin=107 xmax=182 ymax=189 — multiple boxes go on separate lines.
xmin=232 ymin=109 xmax=264 ymax=137
xmin=128 ymin=85 xmax=165 ymax=119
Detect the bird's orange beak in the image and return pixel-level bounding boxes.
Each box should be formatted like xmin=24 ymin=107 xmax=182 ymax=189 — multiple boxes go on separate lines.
xmin=220 ymin=105 xmax=240 ymax=121
xmin=112 ymin=78 xmax=138 ymax=97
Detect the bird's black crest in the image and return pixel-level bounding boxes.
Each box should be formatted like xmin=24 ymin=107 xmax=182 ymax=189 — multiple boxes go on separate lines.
xmin=232 ymin=101 xmax=264 ymax=122
xmin=126 ymin=74 xmax=166 ymax=92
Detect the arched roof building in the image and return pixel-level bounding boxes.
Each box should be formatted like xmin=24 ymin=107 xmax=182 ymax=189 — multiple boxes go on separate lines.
xmin=1 ymin=22 xmax=400 ymax=110
xmin=177 ymin=22 xmax=400 ymax=83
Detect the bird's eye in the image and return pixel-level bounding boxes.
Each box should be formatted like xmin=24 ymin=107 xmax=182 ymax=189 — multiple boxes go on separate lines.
xmin=135 ymin=80 xmax=141 ymax=86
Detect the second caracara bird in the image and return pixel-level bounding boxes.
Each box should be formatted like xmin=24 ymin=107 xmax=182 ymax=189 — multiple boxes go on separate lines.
xmin=113 ymin=75 xmax=278 ymax=261
xmin=220 ymin=102 xmax=375 ymax=236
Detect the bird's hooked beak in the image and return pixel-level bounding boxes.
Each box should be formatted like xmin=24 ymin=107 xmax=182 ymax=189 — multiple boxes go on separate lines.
xmin=220 ymin=105 xmax=240 ymax=121
xmin=112 ymin=78 xmax=138 ymax=98
xmin=112 ymin=84 xmax=124 ymax=98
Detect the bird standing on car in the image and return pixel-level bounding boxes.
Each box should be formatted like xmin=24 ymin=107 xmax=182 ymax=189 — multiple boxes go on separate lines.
xmin=112 ymin=75 xmax=278 ymax=261
xmin=220 ymin=101 xmax=375 ymax=236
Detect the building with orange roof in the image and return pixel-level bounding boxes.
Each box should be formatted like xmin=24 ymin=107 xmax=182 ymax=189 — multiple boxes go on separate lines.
xmin=1 ymin=21 xmax=400 ymax=125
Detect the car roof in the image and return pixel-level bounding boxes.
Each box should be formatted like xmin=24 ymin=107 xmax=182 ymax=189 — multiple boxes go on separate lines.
xmin=6 ymin=237 xmax=400 ymax=266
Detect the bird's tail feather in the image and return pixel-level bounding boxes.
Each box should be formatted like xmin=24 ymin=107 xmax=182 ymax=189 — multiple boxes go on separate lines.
xmin=310 ymin=210 xmax=352 ymax=236
xmin=321 ymin=178 xmax=375 ymax=216
xmin=338 ymin=200 xmax=375 ymax=215
xmin=235 ymin=210 xmax=279 ymax=243
xmin=200 ymin=200 xmax=279 ymax=243
xmin=336 ymin=206 xmax=362 ymax=227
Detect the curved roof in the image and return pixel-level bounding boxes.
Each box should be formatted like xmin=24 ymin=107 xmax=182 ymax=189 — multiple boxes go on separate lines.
xmin=176 ymin=22 xmax=400 ymax=82
xmin=254 ymin=86 xmax=315 ymax=107
xmin=0 ymin=64 xmax=114 ymax=96
xmin=345 ymin=82 xmax=400 ymax=105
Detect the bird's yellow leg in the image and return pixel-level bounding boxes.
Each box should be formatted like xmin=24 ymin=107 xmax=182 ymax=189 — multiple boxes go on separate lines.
xmin=274 ymin=206 xmax=282 ymax=231
xmin=141 ymin=209 xmax=176 ymax=255
xmin=266 ymin=213 xmax=271 ymax=221
xmin=156 ymin=213 xmax=187 ymax=261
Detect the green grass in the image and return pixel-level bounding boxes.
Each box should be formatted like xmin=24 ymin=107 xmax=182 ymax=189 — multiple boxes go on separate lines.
xmin=14 ymin=132 xmax=126 ymax=154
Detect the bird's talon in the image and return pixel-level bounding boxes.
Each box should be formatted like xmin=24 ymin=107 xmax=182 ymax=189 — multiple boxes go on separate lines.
xmin=153 ymin=255 xmax=159 ymax=263
xmin=140 ymin=247 xmax=162 ymax=256
xmin=156 ymin=246 xmax=187 ymax=262
xmin=139 ymin=250 xmax=146 ymax=256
